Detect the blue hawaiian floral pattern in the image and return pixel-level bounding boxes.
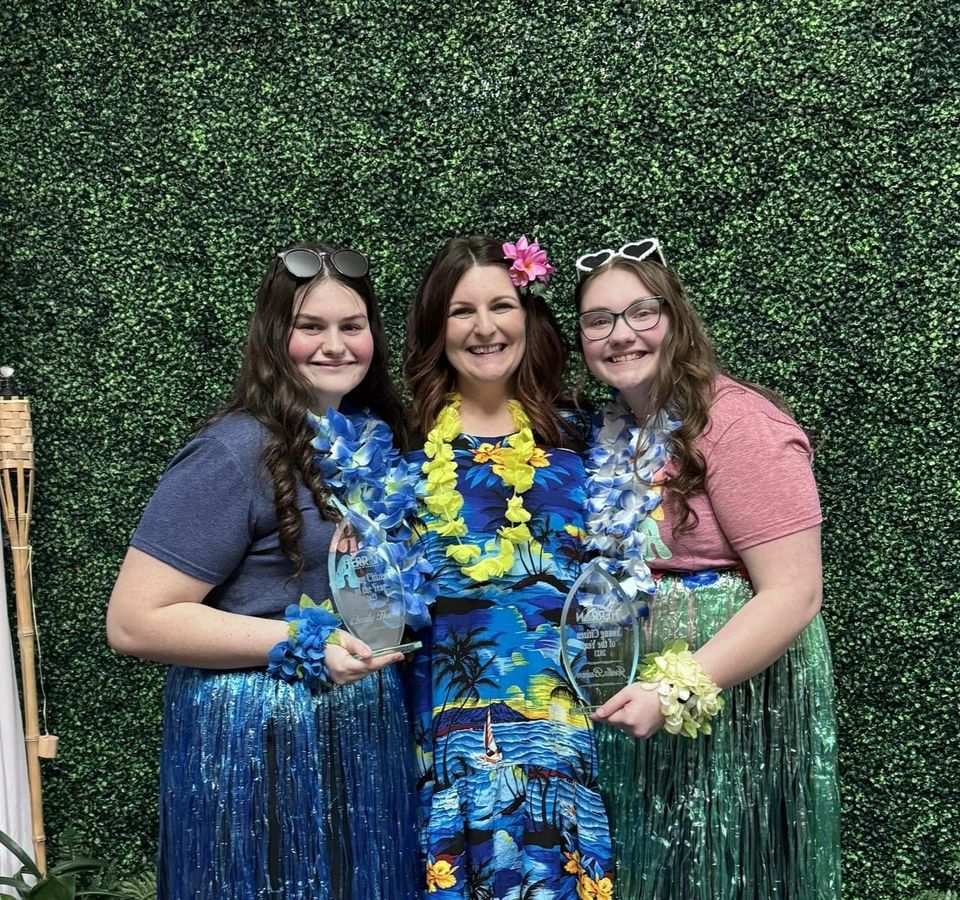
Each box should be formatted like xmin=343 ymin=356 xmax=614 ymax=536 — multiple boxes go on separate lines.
xmin=410 ymin=432 xmax=614 ymax=899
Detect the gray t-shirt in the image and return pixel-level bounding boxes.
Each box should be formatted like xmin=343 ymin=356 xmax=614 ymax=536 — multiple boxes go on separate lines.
xmin=131 ymin=413 xmax=335 ymax=619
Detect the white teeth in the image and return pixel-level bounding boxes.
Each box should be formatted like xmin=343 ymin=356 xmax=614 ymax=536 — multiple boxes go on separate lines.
xmin=610 ymin=351 xmax=645 ymax=363
xmin=469 ymin=344 xmax=505 ymax=355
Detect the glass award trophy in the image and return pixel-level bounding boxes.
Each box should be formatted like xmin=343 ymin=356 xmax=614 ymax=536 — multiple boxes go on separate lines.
xmin=327 ymin=498 xmax=422 ymax=657
xmin=559 ymin=561 xmax=640 ymax=713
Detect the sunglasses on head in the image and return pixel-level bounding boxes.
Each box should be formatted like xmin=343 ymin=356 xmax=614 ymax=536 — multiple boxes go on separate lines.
xmin=574 ymin=238 xmax=666 ymax=281
xmin=276 ymin=247 xmax=370 ymax=280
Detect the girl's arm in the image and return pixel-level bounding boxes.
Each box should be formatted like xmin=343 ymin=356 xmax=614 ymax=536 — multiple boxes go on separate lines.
xmin=107 ymin=547 xmax=400 ymax=682
xmin=592 ymin=525 xmax=822 ymax=738
xmin=693 ymin=524 xmax=821 ymax=686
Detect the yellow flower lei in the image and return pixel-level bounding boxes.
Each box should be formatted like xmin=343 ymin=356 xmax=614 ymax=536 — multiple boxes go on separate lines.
xmin=422 ymin=393 xmax=542 ymax=582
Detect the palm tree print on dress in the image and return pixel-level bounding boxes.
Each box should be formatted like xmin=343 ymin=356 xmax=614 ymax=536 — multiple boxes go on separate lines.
xmin=432 ymin=626 xmax=499 ymax=784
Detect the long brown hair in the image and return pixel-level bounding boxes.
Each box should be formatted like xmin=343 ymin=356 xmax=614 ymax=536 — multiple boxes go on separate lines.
xmin=405 ymin=235 xmax=583 ymax=448
xmin=574 ymin=256 xmax=791 ymax=534
xmin=214 ymin=240 xmax=406 ymax=573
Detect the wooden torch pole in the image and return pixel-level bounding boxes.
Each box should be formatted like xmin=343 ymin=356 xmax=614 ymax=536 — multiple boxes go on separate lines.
xmin=0 ymin=366 xmax=46 ymax=874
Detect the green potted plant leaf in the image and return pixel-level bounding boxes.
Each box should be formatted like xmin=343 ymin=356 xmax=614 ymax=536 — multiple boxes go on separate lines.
xmin=0 ymin=829 xmax=127 ymax=899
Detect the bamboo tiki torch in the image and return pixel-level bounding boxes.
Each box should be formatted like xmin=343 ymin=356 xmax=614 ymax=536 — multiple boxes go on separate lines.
xmin=0 ymin=366 xmax=49 ymax=874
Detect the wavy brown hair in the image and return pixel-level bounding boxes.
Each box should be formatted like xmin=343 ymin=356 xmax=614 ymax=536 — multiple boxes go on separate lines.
xmin=212 ymin=240 xmax=406 ymax=574
xmin=404 ymin=235 xmax=584 ymax=449
xmin=574 ymin=256 xmax=791 ymax=534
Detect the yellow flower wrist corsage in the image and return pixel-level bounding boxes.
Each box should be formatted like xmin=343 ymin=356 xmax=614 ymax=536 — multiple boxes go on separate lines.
xmin=639 ymin=639 xmax=724 ymax=738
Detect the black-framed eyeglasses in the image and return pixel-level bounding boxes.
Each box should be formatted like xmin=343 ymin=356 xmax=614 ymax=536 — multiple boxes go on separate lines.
xmin=574 ymin=238 xmax=667 ymax=281
xmin=579 ymin=297 xmax=664 ymax=341
xmin=277 ymin=248 xmax=369 ymax=280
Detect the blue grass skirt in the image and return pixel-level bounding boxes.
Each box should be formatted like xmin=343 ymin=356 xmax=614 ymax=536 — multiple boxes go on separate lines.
xmin=158 ymin=665 xmax=420 ymax=900
xmin=597 ymin=570 xmax=841 ymax=899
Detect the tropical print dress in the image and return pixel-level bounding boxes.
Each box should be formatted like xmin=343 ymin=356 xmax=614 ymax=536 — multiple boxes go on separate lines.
xmin=409 ymin=431 xmax=614 ymax=900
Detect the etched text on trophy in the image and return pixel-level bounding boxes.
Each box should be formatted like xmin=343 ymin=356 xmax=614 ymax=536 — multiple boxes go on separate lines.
xmin=348 ymin=606 xmax=395 ymax=628
xmin=575 ymin=603 xmax=629 ymax=625
xmin=587 ymin=664 xmax=628 ymax=680
xmin=359 ymin=570 xmax=386 ymax=597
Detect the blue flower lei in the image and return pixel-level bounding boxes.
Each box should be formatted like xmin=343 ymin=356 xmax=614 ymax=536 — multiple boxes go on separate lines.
xmin=583 ymin=396 xmax=681 ymax=610
xmin=308 ymin=406 xmax=436 ymax=630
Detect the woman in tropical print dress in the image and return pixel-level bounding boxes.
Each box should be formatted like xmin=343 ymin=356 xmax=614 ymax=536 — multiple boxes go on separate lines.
xmin=404 ymin=235 xmax=614 ymax=900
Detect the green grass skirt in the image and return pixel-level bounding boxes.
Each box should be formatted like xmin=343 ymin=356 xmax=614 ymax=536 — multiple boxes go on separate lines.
xmin=596 ymin=570 xmax=841 ymax=899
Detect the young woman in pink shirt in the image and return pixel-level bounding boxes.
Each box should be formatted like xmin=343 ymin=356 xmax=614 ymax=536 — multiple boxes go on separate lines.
xmin=573 ymin=239 xmax=840 ymax=899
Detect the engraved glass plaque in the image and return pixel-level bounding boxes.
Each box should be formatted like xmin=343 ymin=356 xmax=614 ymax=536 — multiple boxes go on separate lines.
xmin=559 ymin=561 xmax=640 ymax=712
xmin=328 ymin=502 xmax=422 ymax=657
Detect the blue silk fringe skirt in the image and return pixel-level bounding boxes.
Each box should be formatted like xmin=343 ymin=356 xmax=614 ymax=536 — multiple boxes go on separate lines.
xmin=597 ymin=570 xmax=841 ymax=899
xmin=158 ymin=665 xmax=420 ymax=899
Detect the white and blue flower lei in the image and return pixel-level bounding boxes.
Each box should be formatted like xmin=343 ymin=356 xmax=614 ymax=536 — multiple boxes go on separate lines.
xmin=308 ymin=406 xmax=435 ymax=630
xmin=583 ymin=395 xmax=681 ymax=609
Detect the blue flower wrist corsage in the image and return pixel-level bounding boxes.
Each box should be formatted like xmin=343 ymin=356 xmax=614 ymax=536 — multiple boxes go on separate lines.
xmin=267 ymin=596 xmax=341 ymax=688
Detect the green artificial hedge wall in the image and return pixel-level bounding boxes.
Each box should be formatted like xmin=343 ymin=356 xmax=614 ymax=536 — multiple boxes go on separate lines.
xmin=2 ymin=0 xmax=957 ymax=896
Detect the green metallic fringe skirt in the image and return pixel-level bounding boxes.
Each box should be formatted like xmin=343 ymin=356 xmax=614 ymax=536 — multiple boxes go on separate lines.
xmin=597 ymin=570 xmax=840 ymax=899
xmin=158 ymin=664 xmax=420 ymax=900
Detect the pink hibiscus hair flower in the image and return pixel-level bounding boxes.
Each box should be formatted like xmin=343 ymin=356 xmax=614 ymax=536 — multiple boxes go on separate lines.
xmin=502 ymin=235 xmax=556 ymax=289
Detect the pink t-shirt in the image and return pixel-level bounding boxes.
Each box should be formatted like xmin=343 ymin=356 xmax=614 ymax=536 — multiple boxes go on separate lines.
xmin=652 ymin=376 xmax=822 ymax=571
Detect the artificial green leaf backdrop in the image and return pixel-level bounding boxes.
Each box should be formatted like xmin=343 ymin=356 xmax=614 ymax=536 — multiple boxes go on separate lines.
xmin=1 ymin=1 xmax=957 ymax=896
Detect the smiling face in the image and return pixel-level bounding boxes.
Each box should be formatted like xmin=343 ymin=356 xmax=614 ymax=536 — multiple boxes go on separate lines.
xmin=287 ymin=278 xmax=374 ymax=411
xmin=444 ymin=264 xmax=527 ymax=394
xmin=579 ymin=267 xmax=670 ymax=412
